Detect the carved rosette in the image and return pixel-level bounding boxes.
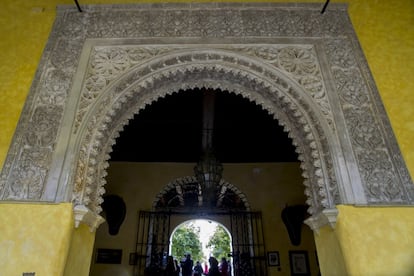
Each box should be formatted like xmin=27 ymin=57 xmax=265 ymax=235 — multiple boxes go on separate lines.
xmin=74 ymin=46 xmax=172 ymax=132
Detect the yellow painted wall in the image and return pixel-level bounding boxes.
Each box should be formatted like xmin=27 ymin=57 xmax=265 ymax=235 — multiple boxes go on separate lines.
xmin=314 ymin=226 xmax=348 ymax=275
xmin=0 ymin=203 xmax=73 ymax=276
xmin=64 ymin=223 xmax=96 ymax=276
xmin=90 ymin=162 xmax=318 ymax=276
xmin=314 ymin=205 xmax=414 ymax=276
xmin=335 ymin=205 xmax=414 ymax=276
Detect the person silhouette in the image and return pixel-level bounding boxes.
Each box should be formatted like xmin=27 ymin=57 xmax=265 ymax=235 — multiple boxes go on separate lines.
xmin=165 ymin=256 xmax=176 ymax=276
xmin=194 ymin=261 xmax=203 ymax=276
xmin=182 ymin=254 xmax=194 ymax=276
xmin=219 ymin=257 xmax=229 ymax=276
xmin=208 ymin=257 xmax=220 ymax=276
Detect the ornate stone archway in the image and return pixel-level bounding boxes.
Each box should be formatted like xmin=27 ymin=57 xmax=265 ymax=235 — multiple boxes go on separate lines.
xmin=72 ymin=47 xmax=344 ymax=217
xmin=0 ymin=3 xmax=412 ymax=231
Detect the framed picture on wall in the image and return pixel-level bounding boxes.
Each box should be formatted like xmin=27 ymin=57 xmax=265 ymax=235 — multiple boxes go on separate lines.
xmin=267 ymin=251 xmax=280 ymax=266
xmin=289 ymin=250 xmax=310 ymax=275
xmin=95 ymin=248 xmax=123 ymax=264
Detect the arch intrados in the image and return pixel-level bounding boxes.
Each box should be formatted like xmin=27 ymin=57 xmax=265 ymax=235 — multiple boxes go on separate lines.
xmin=75 ymin=51 xmax=336 ymax=216
xmin=153 ymin=176 xmax=251 ymax=211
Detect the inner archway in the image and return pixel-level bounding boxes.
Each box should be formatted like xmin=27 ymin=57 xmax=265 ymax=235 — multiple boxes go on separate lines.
xmin=170 ymin=219 xmax=232 ymax=274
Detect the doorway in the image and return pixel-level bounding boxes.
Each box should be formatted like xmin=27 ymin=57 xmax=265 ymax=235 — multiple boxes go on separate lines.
xmin=133 ymin=211 xmax=266 ymax=276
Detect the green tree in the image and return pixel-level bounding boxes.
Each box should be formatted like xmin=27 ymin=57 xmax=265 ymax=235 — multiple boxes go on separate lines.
xmin=171 ymin=223 xmax=203 ymax=262
xmin=206 ymin=225 xmax=231 ymax=260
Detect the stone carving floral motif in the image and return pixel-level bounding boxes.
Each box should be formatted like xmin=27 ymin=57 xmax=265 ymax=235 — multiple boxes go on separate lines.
xmin=0 ymin=4 xmax=412 ymax=229
xmin=71 ymin=48 xmax=337 ymax=215
xmin=325 ymin=39 xmax=414 ymax=202
xmin=74 ymin=44 xmax=333 ymax=134
xmin=4 ymin=148 xmax=50 ymax=200
xmin=75 ymin=46 xmax=172 ymax=132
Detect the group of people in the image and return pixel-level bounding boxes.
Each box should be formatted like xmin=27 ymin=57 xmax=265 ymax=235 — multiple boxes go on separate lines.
xmin=207 ymin=256 xmax=231 ymax=276
xmin=164 ymin=254 xmax=231 ymax=276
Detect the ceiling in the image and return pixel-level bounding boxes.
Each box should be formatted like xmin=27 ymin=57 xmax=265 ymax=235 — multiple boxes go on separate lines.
xmin=110 ymin=88 xmax=298 ymax=163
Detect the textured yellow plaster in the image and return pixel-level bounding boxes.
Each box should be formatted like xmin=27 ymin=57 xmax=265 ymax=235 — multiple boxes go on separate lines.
xmin=0 ymin=202 xmax=74 ymax=276
xmin=346 ymin=1 xmax=414 ymax=175
xmin=314 ymin=225 xmax=347 ymax=276
xmin=64 ymin=223 xmax=96 ymax=276
xmin=336 ymin=205 xmax=414 ymax=276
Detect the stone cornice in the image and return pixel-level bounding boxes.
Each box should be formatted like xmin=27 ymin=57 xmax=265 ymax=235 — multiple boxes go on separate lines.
xmin=304 ymin=208 xmax=339 ymax=233
xmin=73 ymin=204 xmax=105 ymax=232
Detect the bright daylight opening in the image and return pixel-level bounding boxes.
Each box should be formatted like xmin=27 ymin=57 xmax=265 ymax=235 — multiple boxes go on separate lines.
xmin=169 ymin=219 xmax=233 ymax=276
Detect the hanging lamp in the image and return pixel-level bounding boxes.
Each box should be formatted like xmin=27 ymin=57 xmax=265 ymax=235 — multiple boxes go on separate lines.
xmin=193 ymin=89 xmax=223 ymax=207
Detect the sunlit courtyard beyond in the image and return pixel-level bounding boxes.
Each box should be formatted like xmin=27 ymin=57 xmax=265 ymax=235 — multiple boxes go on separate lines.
xmin=170 ymin=219 xmax=232 ymax=275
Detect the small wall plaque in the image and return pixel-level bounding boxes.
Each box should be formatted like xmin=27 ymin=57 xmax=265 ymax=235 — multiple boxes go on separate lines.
xmin=96 ymin=248 xmax=123 ymax=264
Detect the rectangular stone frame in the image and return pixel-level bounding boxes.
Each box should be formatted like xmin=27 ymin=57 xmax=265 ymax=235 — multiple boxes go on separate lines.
xmin=0 ymin=3 xmax=412 ymax=213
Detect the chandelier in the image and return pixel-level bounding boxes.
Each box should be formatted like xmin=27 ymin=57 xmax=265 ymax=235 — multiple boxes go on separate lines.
xmin=193 ymin=90 xmax=223 ymax=207
xmin=194 ymin=148 xmax=223 ymax=207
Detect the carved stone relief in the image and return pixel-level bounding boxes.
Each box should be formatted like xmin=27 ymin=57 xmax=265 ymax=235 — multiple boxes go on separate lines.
xmin=0 ymin=3 xmax=412 ymax=231
xmin=71 ymin=47 xmax=341 ymax=217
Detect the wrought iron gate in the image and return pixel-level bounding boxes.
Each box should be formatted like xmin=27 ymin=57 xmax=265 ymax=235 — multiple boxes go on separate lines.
xmin=133 ymin=211 xmax=266 ymax=276
xmin=133 ymin=211 xmax=171 ymax=276
xmin=230 ymin=211 xmax=266 ymax=276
